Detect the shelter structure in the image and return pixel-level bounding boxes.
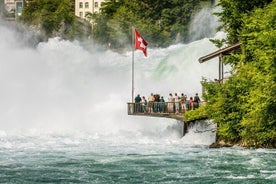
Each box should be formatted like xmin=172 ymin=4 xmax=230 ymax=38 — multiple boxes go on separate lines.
xmin=198 ymin=43 xmax=241 ymax=83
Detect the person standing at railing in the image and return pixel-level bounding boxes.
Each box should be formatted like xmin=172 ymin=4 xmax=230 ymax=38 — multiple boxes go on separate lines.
xmin=135 ymin=94 xmax=142 ymax=112
xmin=180 ymin=93 xmax=187 ymax=113
xmin=148 ymin=93 xmax=155 ymax=113
xmin=185 ymin=96 xmax=190 ymax=111
xmin=159 ymin=96 xmax=165 ymax=113
xmin=193 ymin=93 xmax=201 ymax=109
xmin=153 ymin=94 xmax=160 ymax=112
xmin=174 ymin=93 xmax=180 ymax=114
xmin=168 ymin=93 xmax=174 ymax=113
xmin=141 ymin=96 xmax=147 ymax=113
xmin=189 ymin=97 xmax=194 ymax=110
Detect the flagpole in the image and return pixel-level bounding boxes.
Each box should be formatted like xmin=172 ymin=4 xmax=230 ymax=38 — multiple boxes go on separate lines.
xmin=131 ymin=26 xmax=135 ymax=103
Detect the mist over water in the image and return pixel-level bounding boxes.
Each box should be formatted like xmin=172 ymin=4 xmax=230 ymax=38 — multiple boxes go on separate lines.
xmin=1 ymin=10 xmax=276 ymax=184
xmin=188 ymin=3 xmax=221 ymax=42
xmin=0 ymin=18 xmax=223 ymax=141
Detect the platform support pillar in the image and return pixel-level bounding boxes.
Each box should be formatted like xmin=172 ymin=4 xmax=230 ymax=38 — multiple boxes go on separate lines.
xmin=183 ymin=121 xmax=188 ymax=136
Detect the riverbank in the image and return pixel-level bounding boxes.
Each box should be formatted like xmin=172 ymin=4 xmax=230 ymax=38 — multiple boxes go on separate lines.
xmin=209 ymin=140 xmax=276 ymax=149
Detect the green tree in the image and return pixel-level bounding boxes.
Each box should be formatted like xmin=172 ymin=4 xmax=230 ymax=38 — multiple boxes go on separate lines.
xmin=20 ymin=0 xmax=80 ymax=39
xmin=195 ymin=0 xmax=276 ymax=147
xmin=92 ymin=0 xmax=204 ymax=48
xmin=215 ymin=0 xmax=273 ymax=44
xmin=238 ymin=0 xmax=276 ymax=147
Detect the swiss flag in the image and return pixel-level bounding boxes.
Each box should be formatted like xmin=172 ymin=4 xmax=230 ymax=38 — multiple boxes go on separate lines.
xmin=134 ymin=29 xmax=148 ymax=57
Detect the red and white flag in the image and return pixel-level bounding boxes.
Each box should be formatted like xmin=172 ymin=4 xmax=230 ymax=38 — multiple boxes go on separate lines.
xmin=134 ymin=29 xmax=148 ymax=57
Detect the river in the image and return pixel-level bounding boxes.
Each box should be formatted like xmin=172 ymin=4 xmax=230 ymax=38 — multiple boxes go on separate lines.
xmin=0 ymin=6 xmax=275 ymax=183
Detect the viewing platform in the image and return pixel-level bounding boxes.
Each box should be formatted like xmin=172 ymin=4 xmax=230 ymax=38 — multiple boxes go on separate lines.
xmin=127 ymin=102 xmax=186 ymax=121
xmin=126 ymin=43 xmax=240 ymax=136
xmin=127 ymin=102 xmax=202 ymax=136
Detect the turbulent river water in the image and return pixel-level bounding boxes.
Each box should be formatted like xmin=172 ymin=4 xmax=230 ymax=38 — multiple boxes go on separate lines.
xmin=1 ymin=7 xmax=276 ymax=183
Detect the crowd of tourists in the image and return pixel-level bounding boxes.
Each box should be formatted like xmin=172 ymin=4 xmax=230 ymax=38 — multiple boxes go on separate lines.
xmin=134 ymin=92 xmax=202 ymax=114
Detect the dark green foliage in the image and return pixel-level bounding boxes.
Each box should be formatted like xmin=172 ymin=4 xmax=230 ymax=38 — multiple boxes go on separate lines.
xmin=18 ymin=0 xmax=212 ymax=45
xmin=92 ymin=0 xmax=203 ymax=48
xmin=214 ymin=0 xmax=273 ymax=44
xmin=19 ymin=0 xmax=84 ymax=39
xmin=238 ymin=1 xmax=276 ymax=147
xmin=184 ymin=104 xmax=208 ymax=122
xmin=195 ymin=1 xmax=276 ymax=148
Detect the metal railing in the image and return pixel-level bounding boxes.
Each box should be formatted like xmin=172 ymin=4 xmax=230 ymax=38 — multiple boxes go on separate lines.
xmin=127 ymin=102 xmax=201 ymax=115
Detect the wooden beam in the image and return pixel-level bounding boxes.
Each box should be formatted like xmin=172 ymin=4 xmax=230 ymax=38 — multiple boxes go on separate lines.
xmin=198 ymin=43 xmax=241 ymax=63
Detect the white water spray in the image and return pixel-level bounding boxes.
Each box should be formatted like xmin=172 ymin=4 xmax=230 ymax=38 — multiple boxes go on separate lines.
xmin=0 ymin=10 xmax=225 ymax=144
xmin=188 ymin=4 xmax=221 ymax=41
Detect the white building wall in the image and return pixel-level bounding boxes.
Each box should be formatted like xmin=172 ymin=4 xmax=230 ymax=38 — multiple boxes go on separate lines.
xmin=4 ymin=0 xmax=24 ymax=17
xmin=4 ymin=0 xmax=15 ymax=14
xmin=75 ymin=0 xmax=105 ymax=19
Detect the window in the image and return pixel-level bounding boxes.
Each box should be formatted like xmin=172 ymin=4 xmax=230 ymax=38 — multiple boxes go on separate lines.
xmin=95 ymin=2 xmax=98 ymax=8
xmin=79 ymin=12 xmax=83 ymax=18
xmin=85 ymin=2 xmax=89 ymax=8
xmin=79 ymin=2 xmax=83 ymax=8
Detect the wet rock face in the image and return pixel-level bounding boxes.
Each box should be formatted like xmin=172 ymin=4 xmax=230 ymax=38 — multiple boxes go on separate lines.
xmin=209 ymin=141 xmax=234 ymax=148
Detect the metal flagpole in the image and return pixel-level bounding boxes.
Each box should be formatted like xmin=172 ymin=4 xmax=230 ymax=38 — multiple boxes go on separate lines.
xmin=131 ymin=27 xmax=135 ymax=103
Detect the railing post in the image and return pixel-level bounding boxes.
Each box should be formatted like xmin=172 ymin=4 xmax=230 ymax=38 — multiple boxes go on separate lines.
xmin=128 ymin=103 xmax=134 ymax=114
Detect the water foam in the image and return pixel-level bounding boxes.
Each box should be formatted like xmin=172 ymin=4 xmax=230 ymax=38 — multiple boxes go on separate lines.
xmin=0 ymin=18 xmax=223 ymax=144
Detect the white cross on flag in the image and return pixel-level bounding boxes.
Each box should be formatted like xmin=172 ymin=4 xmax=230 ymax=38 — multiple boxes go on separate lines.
xmin=134 ymin=29 xmax=148 ymax=57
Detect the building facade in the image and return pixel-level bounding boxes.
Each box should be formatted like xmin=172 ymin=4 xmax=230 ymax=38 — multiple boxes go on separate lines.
xmin=4 ymin=0 xmax=25 ymax=17
xmin=75 ymin=0 xmax=105 ymax=19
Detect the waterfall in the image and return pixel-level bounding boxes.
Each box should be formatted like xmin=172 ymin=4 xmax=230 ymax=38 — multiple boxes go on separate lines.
xmin=0 ymin=7 xmax=225 ymax=145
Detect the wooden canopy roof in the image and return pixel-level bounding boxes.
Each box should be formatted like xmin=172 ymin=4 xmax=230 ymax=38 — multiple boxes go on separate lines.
xmin=198 ymin=43 xmax=241 ymax=63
